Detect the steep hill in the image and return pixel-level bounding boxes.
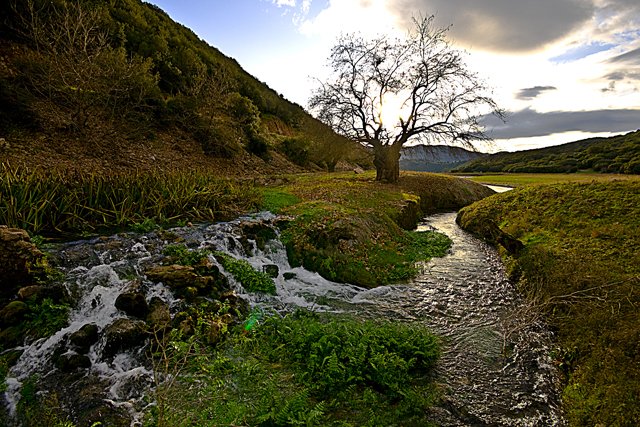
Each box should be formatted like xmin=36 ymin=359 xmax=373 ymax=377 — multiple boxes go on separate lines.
xmin=453 ymin=130 xmax=640 ymax=174
xmin=400 ymin=144 xmax=487 ymax=173
xmin=0 ymin=0 xmax=371 ymax=174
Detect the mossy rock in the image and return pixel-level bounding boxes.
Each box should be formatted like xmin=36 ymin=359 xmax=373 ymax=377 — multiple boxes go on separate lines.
xmin=0 ymin=301 xmax=29 ymax=328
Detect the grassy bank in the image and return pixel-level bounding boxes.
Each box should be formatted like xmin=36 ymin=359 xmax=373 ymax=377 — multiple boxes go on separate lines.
xmin=258 ymin=171 xmax=493 ymax=287
xmin=457 ymin=172 xmax=640 ymax=187
xmin=0 ymin=163 xmax=261 ymax=236
xmin=457 ymin=180 xmax=640 ymax=426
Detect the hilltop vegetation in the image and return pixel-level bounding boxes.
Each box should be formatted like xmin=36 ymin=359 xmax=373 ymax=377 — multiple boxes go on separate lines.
xmin=454 ymin=130 xmax=640 ymax=174
xmin=0 ymin=0 xmax=371 ymax=174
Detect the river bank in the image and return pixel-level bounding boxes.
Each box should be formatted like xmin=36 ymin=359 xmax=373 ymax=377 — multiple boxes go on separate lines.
xmin=1 ymin=170 xmax=497 ymax=426
xmin=457 ymin=180 xmax=640 ymax=426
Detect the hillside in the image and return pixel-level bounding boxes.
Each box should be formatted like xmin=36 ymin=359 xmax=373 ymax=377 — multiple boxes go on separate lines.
xmin=400 ymin=144 xmax=486 ymax=173
xmin=0 ymin=0 xmax=372 ymax=175
xmin=453 ymin=130 xmax=640 ymax=174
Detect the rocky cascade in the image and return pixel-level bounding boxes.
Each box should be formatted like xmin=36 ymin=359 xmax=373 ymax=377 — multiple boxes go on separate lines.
xmin=0 ymin=218 xmax=271 ymax=426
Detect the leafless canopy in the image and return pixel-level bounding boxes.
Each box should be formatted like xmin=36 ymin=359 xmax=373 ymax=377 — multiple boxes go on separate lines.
xmin=309 ymin=15 xmax=504 ymax=181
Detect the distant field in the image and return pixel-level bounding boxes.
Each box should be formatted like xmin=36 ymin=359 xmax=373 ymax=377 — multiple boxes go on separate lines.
xmin=453 ymin=173 xmax=640 ymax=187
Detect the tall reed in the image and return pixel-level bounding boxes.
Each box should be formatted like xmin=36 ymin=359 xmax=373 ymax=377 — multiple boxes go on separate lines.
xmin=0 ymin=163 xmax=261 ymax=235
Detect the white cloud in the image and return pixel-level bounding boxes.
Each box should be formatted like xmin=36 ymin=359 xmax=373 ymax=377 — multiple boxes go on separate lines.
xmin=269 ymin=0 xmax=640 ymax=150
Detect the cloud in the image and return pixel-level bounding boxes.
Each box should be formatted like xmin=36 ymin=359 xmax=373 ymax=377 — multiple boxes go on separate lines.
xmin=386 ymin=0 xmax=595 ymax=53
xmin=266 ymin=0 xmax=297 ymax=6
xmin=604 ymin=69 xmax=640 ymax=81
xmin=481 ymin=107 xmax=640 ymax=139
xmin=514 ymin=86 xmax=558 ymax=100
xmin=606 ymin=46 xmax=640 ymax=65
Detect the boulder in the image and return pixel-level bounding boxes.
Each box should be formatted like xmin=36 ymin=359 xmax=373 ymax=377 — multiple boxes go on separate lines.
xmin=240 ymin=221 xmax=277 ymax=252
xmin=146 ymin=264 xmax=198 ymax=288
xmin=172 ymin=312 xmax=195 ymax=336
xmin=0 ymin=301 xmax=29 ymax=328
xmin=146 ymin=297 xmax=171 ymax=330
xmin=220 ymin=290 xmax=248 ymax=316
xmin=145 ymin=264 xmax=226 ymax=298
xmin=69 ymin=324 xmax=100 ymax=354
xmin=0 ymin=326 xmax=23 ymax=348
xmin=263 ymin=264 xmax=279 ymax=278
xmin=114 ymin=292 xmax=148 ymax=319
xmin=17 ymin=284 xmax=69 ymax=303
xmin=103 ymin=318 xmax=147 ymax=357
xmin=54 ymin=353 xmax=91 ymax=372
xmin=0 ymin=226 xmax=44 ymax=301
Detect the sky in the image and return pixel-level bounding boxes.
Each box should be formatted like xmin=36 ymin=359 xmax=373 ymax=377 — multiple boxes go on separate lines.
xmin=148 ymin=0 xmax=640 ymax=152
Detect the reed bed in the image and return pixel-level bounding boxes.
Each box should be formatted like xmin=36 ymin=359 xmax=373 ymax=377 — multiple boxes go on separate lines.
xmin=0 ymin=163 xmax=261 ymax=235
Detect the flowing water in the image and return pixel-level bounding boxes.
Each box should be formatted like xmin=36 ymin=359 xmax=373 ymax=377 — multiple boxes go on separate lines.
xmin=3 ymin=210 xmax=564 ymax=426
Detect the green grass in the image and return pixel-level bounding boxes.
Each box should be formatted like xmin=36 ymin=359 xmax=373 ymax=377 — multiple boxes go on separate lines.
xmin=458 ymin=180 xmax=640 ymax=426
xmin=459 ymin=172 xmax=640 ymax=187
xmin=0 ymin=163 xmax=261 ymax=236
xmin=256 ymin=171 xmax=488 ymax=287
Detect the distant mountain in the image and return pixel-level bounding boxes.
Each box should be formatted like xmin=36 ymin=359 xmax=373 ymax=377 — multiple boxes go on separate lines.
xmin=453 ymin=130 xmax=640 ymax=174
xmin=400 ymin=145 xmax=487 ymax=173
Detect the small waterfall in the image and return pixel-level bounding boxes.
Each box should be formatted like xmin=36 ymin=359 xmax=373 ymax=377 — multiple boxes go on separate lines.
xmin=3 ymin=211 xmax=564 ymax=426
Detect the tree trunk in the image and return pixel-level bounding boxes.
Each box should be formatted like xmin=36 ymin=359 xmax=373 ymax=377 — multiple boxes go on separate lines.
xmin=373 ymin=144 xmax=401 ymax=183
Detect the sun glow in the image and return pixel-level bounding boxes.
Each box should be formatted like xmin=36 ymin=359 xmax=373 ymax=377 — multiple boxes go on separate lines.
xmin=379 ymin=94 xmax=409 ymax=129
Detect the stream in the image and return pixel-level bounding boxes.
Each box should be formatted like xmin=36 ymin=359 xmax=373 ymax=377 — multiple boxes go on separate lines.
xmin=3 ymin=208 xmax=564 ymax=426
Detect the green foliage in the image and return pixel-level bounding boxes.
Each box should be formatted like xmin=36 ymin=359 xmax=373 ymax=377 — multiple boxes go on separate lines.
xmin=281 ymin=136 xmax=311 ymax=166
xmin=216 ymin=253 xmax=276 ymax=294
xmin=260 ymin=188 xmax=301 ymax=214
xmin=0 ymin=164 xmax=261 ymax=235
xmin=131 ymin=217 xmax=157 ymax=233
xmin=146 ymin=309 xmax=441 ymax=426
xmin=252 ymin=312 xmax=440 ymax=397
xmin=455 ymin=130 xmax=640 ymax=174
xmin=23 ymin=298 xmax=70 ymax=339
xmin=163 ymin=245 xmax=211 ymax=268
xmin=458 ymin=180 xmax=640 ymax=426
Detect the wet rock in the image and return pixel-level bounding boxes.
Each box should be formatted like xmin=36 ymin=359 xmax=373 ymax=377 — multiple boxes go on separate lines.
xmin=17 ymin=283 xmax=69 ymax=303
xmin=114 ymin=292 xmax=148 ymax=319
xmin=37 ymin=373 xmax=132 ymax=427
xmin=0 ymin=301 xmax=29 ymax=328
xmin=0 ymin=326 xmax=23 ymax=348
xmin=146 ymin=264 xmax=199 ymax=288
xmin=173 ymin=312 xmax=195 ymax=336
xmin=220 ymin=290 xmax=248 ymax=316
xmin=283 ymin=272 xmax=296 ymax=280
xmin=0 ymin=225 xmax=45 ymax=301
xmin=69 ymin=324 xmax=99 ymax=354
xmin=240 ymin=221 xmax=277 ymax=252
xmin=55 ymin=353 xmax=91 ymax=372
xmin=146 ymin=264 xmax=227 ymax=298
xmin=146 ymin=297 xmax=171 ymax=330
xmin=103 ymin=318 xmax=147 ymax=357
xmin=263 ymin=264 xmax=279 ymax=278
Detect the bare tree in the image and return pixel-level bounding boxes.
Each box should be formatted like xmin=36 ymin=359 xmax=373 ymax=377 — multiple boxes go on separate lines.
xmin=309 ymin=15 xmax=504 ymax=183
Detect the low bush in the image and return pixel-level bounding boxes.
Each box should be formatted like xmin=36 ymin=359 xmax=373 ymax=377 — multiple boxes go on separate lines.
xmin=215 ymin=253 xmax=276 ymax=294
xmin=251 ymin=311 xmax=440 ymax=397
